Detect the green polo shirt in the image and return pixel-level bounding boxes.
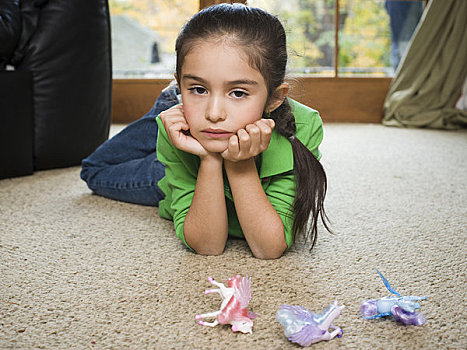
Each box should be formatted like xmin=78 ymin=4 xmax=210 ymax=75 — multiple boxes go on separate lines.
xmin=155 ymin=98 xmax=323 ymax=250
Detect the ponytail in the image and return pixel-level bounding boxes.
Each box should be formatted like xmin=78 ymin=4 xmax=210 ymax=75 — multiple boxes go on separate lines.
xmin=269 ymin=99 xmax=331 ymax=248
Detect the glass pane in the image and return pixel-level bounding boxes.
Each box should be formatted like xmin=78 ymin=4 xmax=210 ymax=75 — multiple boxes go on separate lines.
xmin=338 ymin=0 xmax=424 ymax=77
xmin=248 ymin=0 xmax=336 ymax=77
xmin=109 ymin=0 xmax=198 ymax=78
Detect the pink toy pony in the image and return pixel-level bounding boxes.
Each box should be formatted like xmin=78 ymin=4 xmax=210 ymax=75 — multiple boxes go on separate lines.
xmin=195 ymin=275 xmax=255 ymax=334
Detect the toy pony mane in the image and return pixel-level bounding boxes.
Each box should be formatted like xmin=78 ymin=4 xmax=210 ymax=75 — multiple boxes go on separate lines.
xmin=226 ymin=274 xmax=242 ymax=288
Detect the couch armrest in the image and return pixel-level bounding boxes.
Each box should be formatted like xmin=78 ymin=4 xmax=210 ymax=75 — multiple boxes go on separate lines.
xmin=0 ymin=0 xmax=22 ymax=69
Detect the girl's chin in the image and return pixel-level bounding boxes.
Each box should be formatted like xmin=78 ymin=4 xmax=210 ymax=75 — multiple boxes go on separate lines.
xmin=201 ymin=141 xmax=229 ymax=154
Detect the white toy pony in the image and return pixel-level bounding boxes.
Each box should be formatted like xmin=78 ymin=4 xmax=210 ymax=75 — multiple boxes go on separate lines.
xmin=195 ymin=275 xmax=255 ymax=334
xmin=276 ymin=300 xmax=345 ymax=346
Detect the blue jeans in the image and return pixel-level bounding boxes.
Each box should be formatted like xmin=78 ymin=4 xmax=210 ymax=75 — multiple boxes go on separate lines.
xmin=80 ymin=84 xmax=180 ymax=206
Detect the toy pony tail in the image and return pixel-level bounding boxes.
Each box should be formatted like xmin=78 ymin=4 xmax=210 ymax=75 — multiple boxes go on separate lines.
xmin=270 ymin=99 xmax=332 ymax=248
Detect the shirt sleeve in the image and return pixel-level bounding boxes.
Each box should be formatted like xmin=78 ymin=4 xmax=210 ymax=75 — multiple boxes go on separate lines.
xmin=156 ymin=116 xmax=198 ymax=250
xmin=264 ymin=170 xmax=296 ymax=248
xmin=294 ymin=103 xmax=324 ymax=161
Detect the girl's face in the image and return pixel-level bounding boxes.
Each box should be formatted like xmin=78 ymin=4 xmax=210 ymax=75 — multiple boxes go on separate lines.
xmin=178 ymin=40 xmax=270 ymax=153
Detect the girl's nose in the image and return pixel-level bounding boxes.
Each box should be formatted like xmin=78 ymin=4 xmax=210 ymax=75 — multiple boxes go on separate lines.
xmin=206 ymin=96 xmax=226 ymax=122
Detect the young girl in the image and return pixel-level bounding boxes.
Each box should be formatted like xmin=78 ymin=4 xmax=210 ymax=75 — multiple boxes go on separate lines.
xmin=81 ymin=3 xmax=330 ymax=259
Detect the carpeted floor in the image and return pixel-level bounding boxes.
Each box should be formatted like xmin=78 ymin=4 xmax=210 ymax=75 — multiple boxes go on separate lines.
xmin=1 ymin=123 xmax=466 ymax=349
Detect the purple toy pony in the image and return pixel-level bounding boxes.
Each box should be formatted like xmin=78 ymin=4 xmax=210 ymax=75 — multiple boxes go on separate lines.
xmin=361 ymin=269 xmax=427 ymax=326
xmin=276 ymin=300 xmax=344 ymax=346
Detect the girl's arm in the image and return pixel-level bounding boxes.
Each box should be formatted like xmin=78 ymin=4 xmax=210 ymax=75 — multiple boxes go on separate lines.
xmin=224 ymin=159 xmax=287 ymax=259
xmin=222 ymin=120 xmax=287 ymax=259
xmin=184 ymin=154 xmax=228 ymax=255
xmin=160 ymin=105 xmax=228 ymax=255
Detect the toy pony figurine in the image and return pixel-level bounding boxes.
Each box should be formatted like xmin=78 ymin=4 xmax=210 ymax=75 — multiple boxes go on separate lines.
xmin=195 ymin=275 xmax=255 ymax=334
xmin=276 ymin=300 xmax=345 ymax=346
xmin=360 ymin=269 xmax=427 ymax=326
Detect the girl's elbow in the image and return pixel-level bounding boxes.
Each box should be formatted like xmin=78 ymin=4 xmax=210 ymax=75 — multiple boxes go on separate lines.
xmin=252 ymin=250 xmax=285 ymax=260
xmin=193 ymin=246 xmax=225 ymax=256
xmin=250 ymin=227 xmax=287 ymax=259
xmin=186 ymin=236 xmax=227 ymax=256
xmin=251 ymin=244 xmax=287 ymax=260
xmin=184 ymin=227 xmax=228 ymax=256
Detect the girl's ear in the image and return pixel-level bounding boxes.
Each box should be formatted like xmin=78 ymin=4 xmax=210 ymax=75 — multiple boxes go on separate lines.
xmin=266 ymin=83 xmax=289 ymax=113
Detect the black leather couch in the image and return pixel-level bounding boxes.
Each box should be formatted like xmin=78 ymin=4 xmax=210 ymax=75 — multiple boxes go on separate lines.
xmin=0 ymin=0 xmax=112 ymax=179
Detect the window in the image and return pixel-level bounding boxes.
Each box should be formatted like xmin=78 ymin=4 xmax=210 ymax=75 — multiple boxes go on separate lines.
xmin=338 ymin=0 xmax=391 ymax=76
xmin=110 ymin=0 xmax=424 ymax=78
xmin=109 ymin=0 xmax=198 ymax=78
xmin=248 ymin=0 xmax=424 ymax=77
xmin=248 ymin=0 xmax=337 ymax=77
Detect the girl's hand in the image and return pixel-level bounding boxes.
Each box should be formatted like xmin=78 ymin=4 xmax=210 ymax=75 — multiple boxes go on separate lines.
xmin=221 ymin=119 xmax=275 ymax=162
xmin=159 ymin=105 xmax=208 ymax=157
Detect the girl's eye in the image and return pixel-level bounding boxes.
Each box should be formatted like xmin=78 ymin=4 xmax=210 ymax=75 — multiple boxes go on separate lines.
xmin=189 ymin=86 xmax=207 ymax=95
xmin=231 ymin=90 xmax=248 ymax=99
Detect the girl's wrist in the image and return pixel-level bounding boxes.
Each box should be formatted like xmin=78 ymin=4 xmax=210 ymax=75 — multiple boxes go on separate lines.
xmin=224 ymin=157 xmax=257 ymax=174
xmin=200 ymin=152 xmax=223 ymax=164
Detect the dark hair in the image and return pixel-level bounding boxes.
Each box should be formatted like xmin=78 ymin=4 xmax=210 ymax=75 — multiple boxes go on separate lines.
xmin=175 ymin=3 xmax=331 ymax=248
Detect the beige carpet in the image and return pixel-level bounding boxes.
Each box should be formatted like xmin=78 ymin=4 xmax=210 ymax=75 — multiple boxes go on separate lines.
xmin=1 ymin=123 xmax=466 ymax=349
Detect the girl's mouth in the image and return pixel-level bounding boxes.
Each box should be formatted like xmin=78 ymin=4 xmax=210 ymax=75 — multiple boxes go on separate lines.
xmin=202 ymin=128 xmax=233 ymax=139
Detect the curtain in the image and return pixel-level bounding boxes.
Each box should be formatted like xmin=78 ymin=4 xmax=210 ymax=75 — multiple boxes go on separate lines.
xmin=382 ymin=0 xmax=467 ymax=129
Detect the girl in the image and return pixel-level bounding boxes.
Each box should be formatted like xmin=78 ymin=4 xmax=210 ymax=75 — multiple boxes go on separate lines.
xmin=81 ymin=3 xmax=330 ymax=259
